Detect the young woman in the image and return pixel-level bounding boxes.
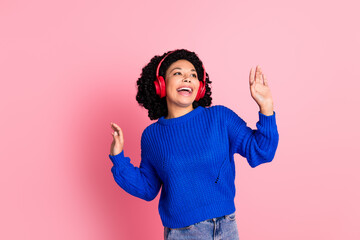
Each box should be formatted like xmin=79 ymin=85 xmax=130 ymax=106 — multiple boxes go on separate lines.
xmin=109 ymin=49 xmax=279 ymax=239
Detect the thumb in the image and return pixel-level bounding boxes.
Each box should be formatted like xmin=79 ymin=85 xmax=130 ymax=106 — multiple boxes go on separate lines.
xmin=249 ymin=67 xmax=255 ymax=86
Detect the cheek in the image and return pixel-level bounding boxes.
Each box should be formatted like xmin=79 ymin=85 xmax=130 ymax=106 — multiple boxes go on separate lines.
xmin=195 ymin=81 xmax=201 ymax=90
xmin=166 ymin=77 xmax=180 ymax=89
xmin=165 ymin=79 xmax=176 ymax=93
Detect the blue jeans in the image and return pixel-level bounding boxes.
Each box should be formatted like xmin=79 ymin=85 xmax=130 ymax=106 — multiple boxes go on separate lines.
xmin=164 ymin=212 xmax=239 ymax=240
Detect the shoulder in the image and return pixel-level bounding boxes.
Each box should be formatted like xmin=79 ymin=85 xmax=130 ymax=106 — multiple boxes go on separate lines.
xmin=203 ymin=105 xmax=241 ymax=126
xmin=142 ymin=122 xmax=156 ymax=138
xmin=140 ymin=122 xmax=157 ymax=146
xmin=209 ymin=105 xmax=247 ymax=127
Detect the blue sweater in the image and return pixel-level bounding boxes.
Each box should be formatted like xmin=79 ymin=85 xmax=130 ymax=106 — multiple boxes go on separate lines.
xmin=109 ymin=105 xmax=279 ymax=228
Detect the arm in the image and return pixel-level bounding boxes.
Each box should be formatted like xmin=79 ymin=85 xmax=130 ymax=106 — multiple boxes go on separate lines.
xmin=226 ymin=65 xmax=278 ymax=167
xmin=109 ymin=131 xmax=162 ymax=201
xmin=224 ymin=106 xmax=279 ymax=168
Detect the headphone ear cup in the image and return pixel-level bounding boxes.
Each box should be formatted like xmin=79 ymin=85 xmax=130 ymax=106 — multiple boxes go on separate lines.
xmin=154 ymin=79 xmax=161 ymax=96
xmin=200 ymin=81 xmax=206 ymax=99
xmin=195 ymin=81 xmax=205 ymax=101
xmin=155 ymin=76 xmax=166 ymax=98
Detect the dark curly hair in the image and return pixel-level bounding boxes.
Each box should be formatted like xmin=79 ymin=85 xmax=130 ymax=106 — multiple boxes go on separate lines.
xmin=136 ymin=49 xmax=212 ymax=120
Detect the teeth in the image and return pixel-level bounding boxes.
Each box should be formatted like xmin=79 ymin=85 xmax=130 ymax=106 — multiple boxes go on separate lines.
xmin=177 ymin=87 xmax=192 ymax=93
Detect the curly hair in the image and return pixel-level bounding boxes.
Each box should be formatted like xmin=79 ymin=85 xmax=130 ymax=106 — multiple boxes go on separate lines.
xmin=136 ymin=49 xmax=212 ymax=120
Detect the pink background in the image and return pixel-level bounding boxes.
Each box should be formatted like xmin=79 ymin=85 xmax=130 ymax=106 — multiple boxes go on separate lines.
xmin=1 ymin=0 xmax=359 ymax=239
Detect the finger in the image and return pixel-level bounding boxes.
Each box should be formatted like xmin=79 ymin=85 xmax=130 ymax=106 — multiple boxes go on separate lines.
xmin=263 ymin=73 xmax=269 ymax=86
xmin=111 ymin=127 xmax=119 ymax=133
xmin=258 ymin=65 xmax=265 ymax=85
xmin=111 ymin=122 xmax=120 ymax=128
xmin=111 ymin=122 xmax=121 ymax=131
xmin=249 ymin=67 xmax=255 ymax=86
xmin=256 ymin=65 xmax=263 ymax=84
xmin=249 ymin=67 xmax=256 ymax=96
xmin=255 ymin=65 xmax=261 ymax=83
xmin=112 ymin=129 xmax=122 ymax=142
xmin=259 ymin=66 xmax=264 ymax=82
xmin=119 ymin=127 xmax=124 ymax=143
xmin=258 ymin=66 xmax=266 ymax=85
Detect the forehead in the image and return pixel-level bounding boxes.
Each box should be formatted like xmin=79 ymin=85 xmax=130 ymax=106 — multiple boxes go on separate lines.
xmin=166 ymin=59 xmax=195 ymax=71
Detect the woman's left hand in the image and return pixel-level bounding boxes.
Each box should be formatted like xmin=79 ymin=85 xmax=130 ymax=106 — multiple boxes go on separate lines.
xmin=249 ymin=65 xmax=274 ymax=115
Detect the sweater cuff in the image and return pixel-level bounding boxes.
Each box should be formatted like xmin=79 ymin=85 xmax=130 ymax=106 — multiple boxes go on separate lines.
xmin=109 ymin=150 xmax=131 ymax=169
xmin=257 ymin=111 xmax=278 ymax=132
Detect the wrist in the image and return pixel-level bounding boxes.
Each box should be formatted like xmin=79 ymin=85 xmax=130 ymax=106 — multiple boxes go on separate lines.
xmin=259 ymin=103 xmax=274 ymax=116
xmin=260 ymin=109 xmax=274 ymax=116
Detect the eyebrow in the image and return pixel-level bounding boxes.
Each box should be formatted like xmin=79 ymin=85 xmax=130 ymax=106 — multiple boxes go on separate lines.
xmin=169 ymin=67 xmax=196 ymax=73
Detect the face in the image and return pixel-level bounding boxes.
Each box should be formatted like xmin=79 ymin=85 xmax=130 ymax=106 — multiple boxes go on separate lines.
xmin=164 ymin=59 xmax=200 ymax=108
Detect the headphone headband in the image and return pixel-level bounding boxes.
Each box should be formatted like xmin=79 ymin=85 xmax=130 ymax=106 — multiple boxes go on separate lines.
xmin=155 ymin=50 xmax=206 ymax=83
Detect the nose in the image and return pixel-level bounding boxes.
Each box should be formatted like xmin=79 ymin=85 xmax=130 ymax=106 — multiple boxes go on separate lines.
xmin=183 ymin=74 xmax=191 ymax=82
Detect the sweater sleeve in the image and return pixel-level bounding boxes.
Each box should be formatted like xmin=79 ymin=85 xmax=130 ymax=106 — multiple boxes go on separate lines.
xmin=108 ymin=131 xmax=162 ymax=201
xmin=222 ymin=105 xmax=279 ymax=168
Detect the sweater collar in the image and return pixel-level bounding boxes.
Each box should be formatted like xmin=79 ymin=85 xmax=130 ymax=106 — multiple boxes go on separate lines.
xmin=157 ymin=106 xmax=204 ymax=126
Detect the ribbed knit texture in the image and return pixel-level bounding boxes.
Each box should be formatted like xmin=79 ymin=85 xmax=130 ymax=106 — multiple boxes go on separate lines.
xmin=109 ymin=105 xmax=279 ymax=228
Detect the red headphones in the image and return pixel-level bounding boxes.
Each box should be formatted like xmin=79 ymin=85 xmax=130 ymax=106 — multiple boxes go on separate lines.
xmin=154 ymin=50 xmax=206 ymax=101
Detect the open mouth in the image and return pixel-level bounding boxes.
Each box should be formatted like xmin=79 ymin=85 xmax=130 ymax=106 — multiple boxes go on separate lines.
xmin=176 ymin=87 xmax=193 ymax=96
xmin=176 ymin=87 xmax=193 ymax=93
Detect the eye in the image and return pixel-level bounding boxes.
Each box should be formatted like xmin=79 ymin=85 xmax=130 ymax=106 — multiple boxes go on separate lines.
xmin=191 ymin=73 xmax=197 ymax=78
xmin=174 ymin=72 xmax=181 ymax=75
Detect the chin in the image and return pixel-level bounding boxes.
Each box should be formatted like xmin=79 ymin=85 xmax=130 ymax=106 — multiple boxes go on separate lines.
xmin=179 ymin=98 xmax=195 ymax=104
xmin=175 ymin=101 xmax=194 ymax=108
xmin=167 ymin=95 xmax=195 ymax=107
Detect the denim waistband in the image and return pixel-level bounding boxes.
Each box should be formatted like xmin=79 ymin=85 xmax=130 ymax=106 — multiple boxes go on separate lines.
xmin=203 ymin=212 xmax=235 ymax=223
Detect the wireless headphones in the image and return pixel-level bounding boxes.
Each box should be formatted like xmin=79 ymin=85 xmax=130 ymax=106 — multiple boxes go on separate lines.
xmin=154 ymin=50 xmax=207 ymax=101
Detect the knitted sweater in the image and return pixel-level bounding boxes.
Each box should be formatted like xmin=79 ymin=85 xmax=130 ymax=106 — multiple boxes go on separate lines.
xmin=109 ymin=105 xmax=279 ymax=229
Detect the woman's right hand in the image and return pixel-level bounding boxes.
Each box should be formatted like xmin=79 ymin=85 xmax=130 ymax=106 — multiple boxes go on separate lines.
xmin=110 ymin=122 xmax=124 ymax=156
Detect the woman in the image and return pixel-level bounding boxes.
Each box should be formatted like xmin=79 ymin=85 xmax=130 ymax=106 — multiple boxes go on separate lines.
xmin=109 ymin=49 xmax=279 ymax=239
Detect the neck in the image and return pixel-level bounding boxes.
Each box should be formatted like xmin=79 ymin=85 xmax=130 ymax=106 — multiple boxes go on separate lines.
xmin=165 ymin=104 xmax=194 ymax=119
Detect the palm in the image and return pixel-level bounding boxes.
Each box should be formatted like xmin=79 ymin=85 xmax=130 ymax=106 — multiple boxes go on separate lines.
xmin=249 ymin=65 xmax=273 ymax=107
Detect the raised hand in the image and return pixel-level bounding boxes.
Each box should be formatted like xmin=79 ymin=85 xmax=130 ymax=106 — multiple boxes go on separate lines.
xmin=249 ymin=65 xmax=274 ymax=115
xmin=110 ymin=122 xmax=124 ymax=156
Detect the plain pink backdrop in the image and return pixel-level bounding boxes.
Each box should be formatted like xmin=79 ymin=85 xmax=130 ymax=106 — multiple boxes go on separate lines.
xmin=1 ymin=0 xmax=359 ymax=239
